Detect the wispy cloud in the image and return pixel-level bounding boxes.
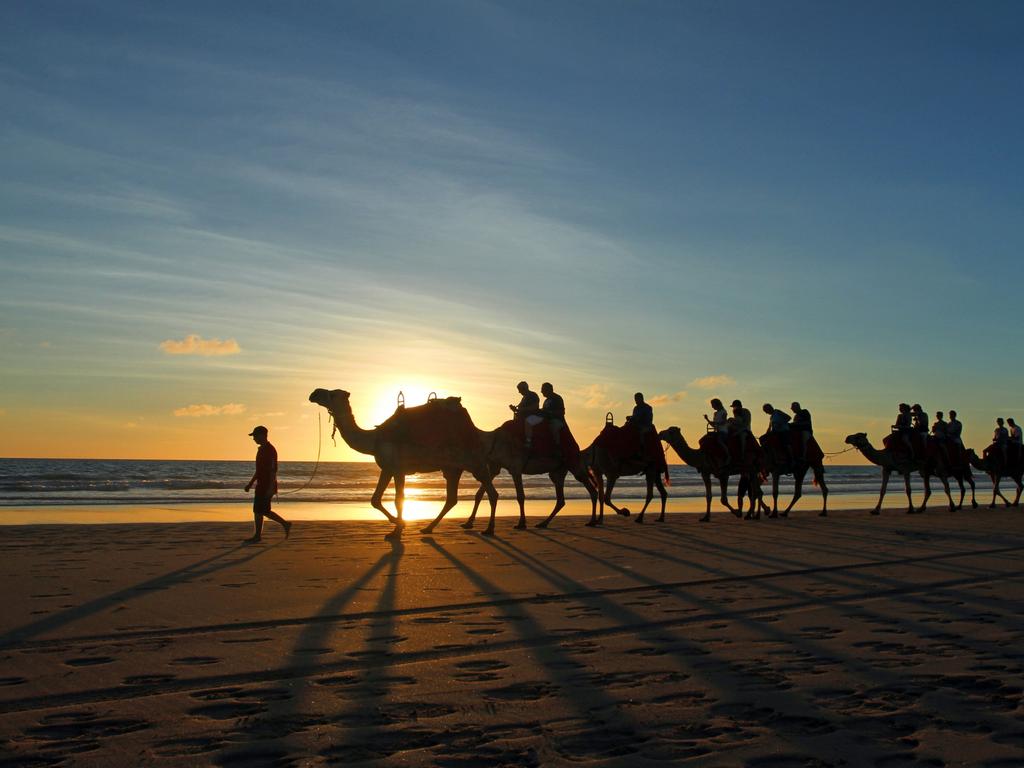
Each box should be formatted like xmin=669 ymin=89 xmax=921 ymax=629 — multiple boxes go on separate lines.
xmin=160 ymin=334 xmax=241 ymax=356
xmin=173 ymin=403 xmax=246 ymax=417
xmin=572 ymin=383 xmax=620 ymax=411
xmin=689 ymin=374 xmax=735 ymax=390
xmin=648 ymin=390 xmax=688 ymax=406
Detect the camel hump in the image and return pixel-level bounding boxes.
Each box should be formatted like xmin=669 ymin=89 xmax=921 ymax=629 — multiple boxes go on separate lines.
xmin=377 ymin=395 xmax=478 ymax=452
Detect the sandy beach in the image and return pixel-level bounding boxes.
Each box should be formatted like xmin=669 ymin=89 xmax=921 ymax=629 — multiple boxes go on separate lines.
xmin=1 ymin=505 xmax=1022 ymax=767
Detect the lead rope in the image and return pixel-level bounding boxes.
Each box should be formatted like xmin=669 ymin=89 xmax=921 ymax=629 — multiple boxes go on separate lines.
xmin=822 ymin=445 xmax=856 ymax=461
xmin=278 ymin=410 xmax=323 ymax=496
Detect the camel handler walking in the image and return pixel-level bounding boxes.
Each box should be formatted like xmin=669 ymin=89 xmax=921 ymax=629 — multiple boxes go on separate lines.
xmin=244 ymin=425 xmax=291 ymax=543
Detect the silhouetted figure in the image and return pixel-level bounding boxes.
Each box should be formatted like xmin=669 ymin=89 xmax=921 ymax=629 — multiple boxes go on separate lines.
xmin=244 ymin=425 xmax=290 ymax=543
xmin=791 ymin=401 xmax=813 ymax=460
xmin=911 ymin=404 xmax=930 ymax=445
xmin=893 ymin=403 xmax=914 ymax=457
xmin=932 ymin=411 xmax=950 ymax=465
xmin=510 ymin=381 xmax=542 ymax=446
xmin=948 ymin=410 xmax=964 ymax=449
xmin=704 ymin=398 xmax=730 ymax=465
xmin=728 ymin=399 xmax=752 ymax=460
xmin=540 ymin=382 xmax=566 ymax=443
xmin=1009 ymin=417 xmax=1022 ymax=463
xmin=626 ymin=392 xmax=654 ymax=433
xmin=762 ymin=403 xmax=792 ymax=463
xmin=992 ymin=417 xmax=1010 ymax=467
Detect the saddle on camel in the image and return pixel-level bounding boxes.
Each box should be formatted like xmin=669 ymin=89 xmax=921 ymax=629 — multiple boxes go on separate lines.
xmin=760 ymin=431 xmax=825 ymax=467
xmin=698 ymin=428 xmax=762 ymax=473
xmin=883 ymin=431 xmax=970 ymax=468
xmin=375 ymin=392 xmax=479 ymax=458
xmin=597 ymin=416 xmax=670 ymax=482
xmin=501 ymin=417 xmax=581 ymax=466
xmin=982 ymin=441 xmax=1022 ymax=473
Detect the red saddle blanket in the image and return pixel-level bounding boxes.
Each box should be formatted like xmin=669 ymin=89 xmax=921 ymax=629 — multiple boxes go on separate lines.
xmin=983 ymin=443 xmax=1022 ymax=468
xmin=882 ymin=432 xmax=927 ymax=461
xmin=377 ymin=398 xmax=478 ymax=453
xmin=760 ymin=432 xmax=824 ymax=465
xmin=596 ymin=423 xmax=667 ymax=473
xmin=501 ymin=419 xmax=581 ymax=465
xmin=698 ymin=432 xmax=760 ymax=469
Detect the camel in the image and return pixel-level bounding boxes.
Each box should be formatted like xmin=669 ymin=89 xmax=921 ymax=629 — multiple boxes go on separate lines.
xmin=758 ymin=436 xmax=829 ymax=518
xmin=582 ymin=435 xmax=668 ymax=524
xmin=844 ymin=432 xmax=935 ymax=514
xmin=460 ymin=422 xmax=600 ymax=530
xmin=966 ymin=448 xmax=1023 ymax=508
xmin=930 ymin=447 xmax=978 ymax=510
xmin=308 ymin=389 xmax=499 ymax=537
xmin=659 ymin=427 xmax=763 ymax=523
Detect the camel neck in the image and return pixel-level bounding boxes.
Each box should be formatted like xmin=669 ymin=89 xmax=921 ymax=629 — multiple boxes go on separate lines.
xmin=330 ymin=405 xmax=377 ymax=456
xmin=665 ymin=433 xmax=703 ymax=469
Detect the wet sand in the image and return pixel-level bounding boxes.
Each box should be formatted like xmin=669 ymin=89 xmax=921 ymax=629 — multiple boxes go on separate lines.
xmin=1 ymin=506 xmax=1022 ymax=766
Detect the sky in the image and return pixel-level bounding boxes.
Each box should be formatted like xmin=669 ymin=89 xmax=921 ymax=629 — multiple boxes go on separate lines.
xmin=1 ymin=1 xmax=1022 ymax=462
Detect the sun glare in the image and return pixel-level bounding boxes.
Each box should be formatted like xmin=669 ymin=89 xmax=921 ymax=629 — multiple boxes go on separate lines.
xmin=364 ymin=381 xmax=452 ymax=427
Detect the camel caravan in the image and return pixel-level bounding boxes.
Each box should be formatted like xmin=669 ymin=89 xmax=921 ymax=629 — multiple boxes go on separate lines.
xmin=308 ymin=387 xmax=1023 ymax=538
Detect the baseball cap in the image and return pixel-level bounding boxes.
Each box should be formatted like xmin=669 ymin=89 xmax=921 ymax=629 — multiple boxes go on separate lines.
xmin=248 ymin=425 xmax=268 ymax=436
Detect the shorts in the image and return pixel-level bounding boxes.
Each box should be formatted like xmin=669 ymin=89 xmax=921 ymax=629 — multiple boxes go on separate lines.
xmin=253 ymin=492 xmax=273 ymax=516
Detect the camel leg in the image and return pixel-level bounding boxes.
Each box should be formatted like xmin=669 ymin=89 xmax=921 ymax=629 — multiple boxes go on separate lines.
xmin=655 ymin=474 xmax=667 ymax=522
xmin=782 ymin=469 xmax=804 ymax=518
xmin=538 ymin=472 xmax=567 ymax=529
xmin=370 ymin=470 xmax=397 ymax=524
xmin=512 ymin=473 xmax=527 ymax=530
xmin=481 ymin=473 xmax=499 ymax=536
xmin=635 ymin=473 xmax=655 ymax=523
xmin=967 ymin=472 xmax=978 ymax=509
xmin=989 ymin=474 xmax=1007 ymax=508
xmin=769 ymin=475 xmax=780 ymax=519
xmin=873 ymin=469 xmax=890 ymax=515
xmin=394 ymin=474 xmax=405 ymax=522
xmin=940 ymin=475 xmax=955 ymax=512
xmin=904 ymin=472 xmax=918 ymax=514
xmin=604 ymin=476 xmax=630 ymax=517
xmin=700 ymin=474 xmax=712 ymax=522
xmin=719 ymin=475 xmax=739 ymax=517
xmin=463 ymin=485 xmax=485 ymax=529
xmin=593 ymin=472 xmax=606 ymax=523
xmin=1013 ymin=477 xmax=1023 ymax=506
xmin=919 ymin=472 xmax=931 ymax=513
xmin=954 ymin=476 xmax=965 ymax=511
xmin=421 ymin=470 xmax=462 ymax=534
xmin=575 ymin=469 xmax=600 ymax=526
xmin=816 ymin=467 xmax=828 ymax=517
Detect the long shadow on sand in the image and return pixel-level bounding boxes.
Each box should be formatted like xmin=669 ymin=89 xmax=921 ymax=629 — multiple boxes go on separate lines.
xmin=210 ymin=540 xmax=403 ymax=767
xmin=0 ymin=542 xmax=275 ymax=648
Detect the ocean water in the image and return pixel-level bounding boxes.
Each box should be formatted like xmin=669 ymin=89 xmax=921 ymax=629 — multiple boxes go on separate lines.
xmin=0 ymin=458 xmax=990 ymax=507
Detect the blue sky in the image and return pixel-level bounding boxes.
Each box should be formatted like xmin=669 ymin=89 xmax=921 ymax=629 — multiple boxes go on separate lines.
xmin=1 ymin=1 xmax=1022 ymax=459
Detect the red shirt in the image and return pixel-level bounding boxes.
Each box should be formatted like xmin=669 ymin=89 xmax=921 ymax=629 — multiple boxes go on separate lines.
xmin=255 ymin=442 xmax=278 ymax=495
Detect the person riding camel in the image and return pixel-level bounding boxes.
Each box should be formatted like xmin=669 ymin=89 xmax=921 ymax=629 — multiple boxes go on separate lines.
xmin=992 ymin=417 xmax=1010 ymax=467
xmin=931 ymin=411 xmax=950 ymax=465
xmin=704 ymin=398 xmax=731 ymax=466
xmin=762 ymin=403 xmax=792 ymax=463
xmin=626 ymin=392 xmax=654 ymax=433
xmin=728 ymin=399 xmax=752 ymax=460
xmin=893 ymin=403 xmax=914 ymax=458
xmin=947 ymin=410 xmax=964 ymax=449
xmin=1008 ymin=417 xmax=1022 ymax=464
xmin=911 ymin=404 xmax=929 ymax=452
xmin=509 ymin=381 xmax=542 ymax=447
xmin=790 ymin=401 xmax=813 ymax=460
xmin=540 ymin=382 xmax=566 ymax=445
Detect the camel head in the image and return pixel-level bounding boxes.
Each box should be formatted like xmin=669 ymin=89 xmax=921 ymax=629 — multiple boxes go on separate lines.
xmin=309 ymin=388 xmax=351 ymax=413
xmin=659 ymin=426 xmax=684 ymax=444
xmin=844 ymin=432 xmax=869 ymax=448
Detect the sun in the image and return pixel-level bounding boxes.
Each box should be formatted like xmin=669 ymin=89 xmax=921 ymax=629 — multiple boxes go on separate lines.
xmin=363 ymin=380 xmax=443 ymax=427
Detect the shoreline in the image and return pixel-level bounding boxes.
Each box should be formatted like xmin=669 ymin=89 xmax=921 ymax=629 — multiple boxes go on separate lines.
xmin=0 ymin=491 xmax=962 ymax=525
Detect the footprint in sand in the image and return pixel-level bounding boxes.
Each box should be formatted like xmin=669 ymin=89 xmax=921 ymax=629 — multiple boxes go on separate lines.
xmin=64 ymin=656 xmax=115 ymax=667
xmin=484 ymin=681 xmax=558 ymax=701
